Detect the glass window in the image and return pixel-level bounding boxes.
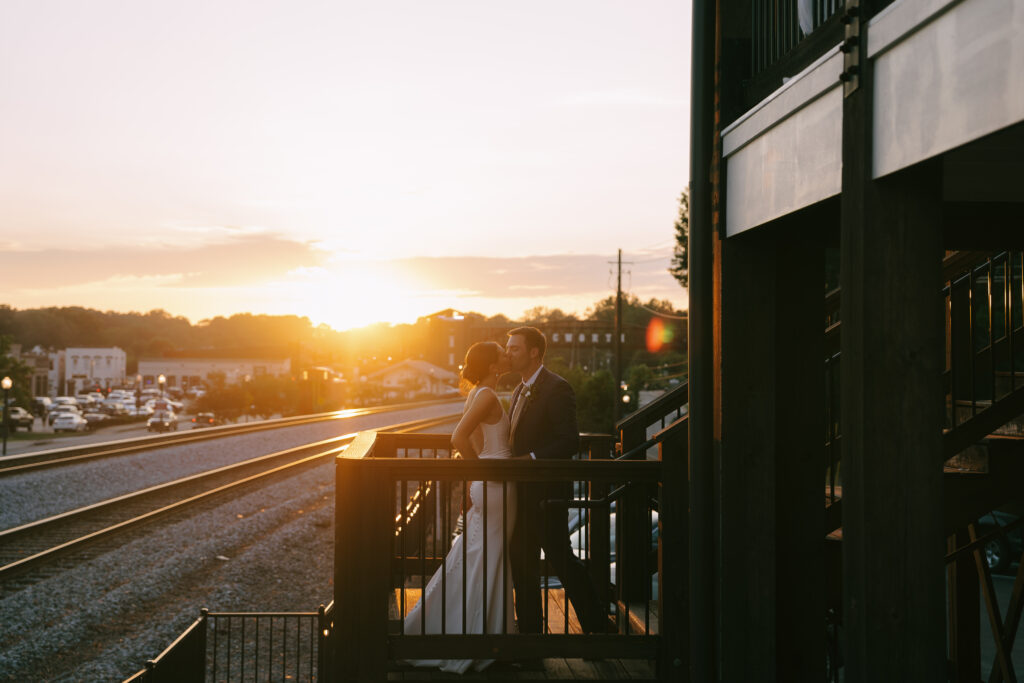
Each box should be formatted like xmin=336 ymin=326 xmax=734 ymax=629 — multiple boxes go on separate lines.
xmin=552 ymin=333 xmax=559 ymax=342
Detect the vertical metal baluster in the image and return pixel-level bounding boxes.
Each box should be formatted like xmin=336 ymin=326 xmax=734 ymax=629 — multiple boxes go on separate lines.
xmin=400 ymin=479 xmax=407 ymax=633
xmin=462 ymin=479 xmax=468 ymax=634
xmin=503 ymin=479 xmax=509 ymax=635
xmin=295 ymin=615 xmax=300 ymax=683
xmin=212 ymin=615 xmax=218 ymax=682
xmin=970 ymin=268 xmax=978 ymax=417
xmin=483 ymin=478 xmax=489 ymax=634
xmin=946 ymin=284 xmax=953 ymax=429
xmin=1007 ymin=253 xmax=1015 ymax=394
xmin=647 ymin=487 xmax=653 ymax=635
xmin=241 ymin=616 xmax=246 ymax=683
xmin=989 ymin=259 xmax=995 ymax=406
xmin=441 ymin=478 xmax=447 ymax=635
xmin=255 ymin=614 xmax=260 ymax=682
xmin=267 ymin=614 xmax=273 ymax=680
xmin=227 ymin=616 xmax=233 ymax=682
xmin=420 ymin=479 xmax=427 ymax=636
xmin=281 ymin=617 xmax=286 ymax=683
xmin=543 ymin=495 xmax=550 ymax=634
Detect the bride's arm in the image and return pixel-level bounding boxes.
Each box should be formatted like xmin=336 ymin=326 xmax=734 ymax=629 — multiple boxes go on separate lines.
xmin=451 ymin=390 xmax=497 ymax=459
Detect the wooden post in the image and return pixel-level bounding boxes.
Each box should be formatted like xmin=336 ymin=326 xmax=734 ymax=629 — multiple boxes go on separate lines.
xmin=333 ymin=432 xmax=390 ymax=682
xmin=658 ymin=418 xmax=688 ymax=682
xmin=687 ymin=0 xmax=717 ymax=678
xmin=718 ymin=226 xmax=778 ymax=680
xmin=587 ymin=436 xmax=613 ymax=607
xmin=772 ymin=218 xmax=825 ymax=680
xmin=948 ymin=530 xmax=981 ymax=681
xmin=334 ymin=456 xmax=361 ymax=682
xmin=840 ymin=29 xmax=946 ymax=677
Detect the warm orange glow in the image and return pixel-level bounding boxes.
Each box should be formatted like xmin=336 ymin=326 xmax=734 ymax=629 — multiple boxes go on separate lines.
xmin=645 ymin=318 xmax=674 ymax=352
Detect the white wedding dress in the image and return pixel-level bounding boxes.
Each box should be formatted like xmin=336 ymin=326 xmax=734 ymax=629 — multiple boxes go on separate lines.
xmin=403 ymin=386 xmax=517 ymax=674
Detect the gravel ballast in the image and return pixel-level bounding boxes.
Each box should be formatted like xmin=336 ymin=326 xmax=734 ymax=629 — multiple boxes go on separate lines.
xmin=0 ymin=407 xmax=458 ymax=682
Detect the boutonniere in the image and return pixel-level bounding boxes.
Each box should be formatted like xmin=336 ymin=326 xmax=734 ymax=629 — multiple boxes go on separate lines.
xmin=522 ymin=385 xmax=535 ymax=408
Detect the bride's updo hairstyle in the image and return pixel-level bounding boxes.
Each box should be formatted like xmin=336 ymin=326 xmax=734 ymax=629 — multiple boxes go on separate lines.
xmin=460 ymin=341 xmax=500 ymax=394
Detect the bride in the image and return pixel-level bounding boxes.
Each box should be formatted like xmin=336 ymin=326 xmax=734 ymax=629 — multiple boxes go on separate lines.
xmin=403 ymin=341 xmax=517 ymax=673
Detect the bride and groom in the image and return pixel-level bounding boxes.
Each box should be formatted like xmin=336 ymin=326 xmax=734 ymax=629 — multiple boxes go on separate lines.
xmin=403 ymin=326 xmax=609 ymax=673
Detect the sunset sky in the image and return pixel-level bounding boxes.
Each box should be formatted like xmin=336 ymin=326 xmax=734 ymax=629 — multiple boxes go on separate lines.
xmin=1 ymin=1 xmax=691 ymax=331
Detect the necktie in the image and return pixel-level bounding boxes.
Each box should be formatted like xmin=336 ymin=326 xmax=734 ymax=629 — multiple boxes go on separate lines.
xmin=510 ymin=382 xmax=527 ymax=437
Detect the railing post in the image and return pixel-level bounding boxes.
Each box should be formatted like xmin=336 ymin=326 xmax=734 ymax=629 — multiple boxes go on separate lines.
xmin=334 ymin=432 xmax=390 ymax=682
xmin=658 ymin=418 xmax=688 ymax=681
xmin=585 ymin=435 xmax=613 ymax=607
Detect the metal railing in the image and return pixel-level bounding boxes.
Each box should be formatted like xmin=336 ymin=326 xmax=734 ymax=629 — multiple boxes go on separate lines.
xmin=333 ymin=428 xmax=685 ymax=680
xmin=751 ymin=0 xmax=845 ymax=78
xmin=123 ymin=605 xmax=333 ymax=683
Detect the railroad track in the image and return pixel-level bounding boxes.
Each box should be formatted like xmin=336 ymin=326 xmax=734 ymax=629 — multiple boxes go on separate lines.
xmin=0 ymin=413 xmax=458 ymax=592
xmin=0 ymin=398 xmax=461 ymax=477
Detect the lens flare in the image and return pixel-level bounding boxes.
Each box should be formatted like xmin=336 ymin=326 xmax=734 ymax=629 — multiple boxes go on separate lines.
xmin=645 ymin=318 xmax=675 ymax=352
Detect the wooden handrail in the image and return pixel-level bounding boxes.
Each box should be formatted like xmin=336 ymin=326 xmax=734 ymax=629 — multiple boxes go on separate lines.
xmin=615 ymin=381 xmax=688 ymax=435
xmin=334 ymin=430 xmax=671 ymax=680
xmin=353 ymin=457 xmax=661 ymax=482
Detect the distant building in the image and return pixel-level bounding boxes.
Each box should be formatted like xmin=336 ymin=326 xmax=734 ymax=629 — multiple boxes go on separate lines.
xmin=137 ymin=356 xmax=292 ymax=390
xmin=4 ymin=344 xmax=50 ymax=397
xmin=365 ymin=359 xmax=458 ymax=401
xmin=415 ymin=309 xmax=687 ymax=374
xmin=65 ymin=347 xmax=126 ymax=394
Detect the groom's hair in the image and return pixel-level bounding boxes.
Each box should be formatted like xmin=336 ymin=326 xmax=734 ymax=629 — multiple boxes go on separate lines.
xmin=508 ymin=326 xmax=546 ymax=360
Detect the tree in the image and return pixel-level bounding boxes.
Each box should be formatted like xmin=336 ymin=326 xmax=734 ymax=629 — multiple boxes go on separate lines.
xmin=0 ymin=335 xmax=33 ymax=408
xmin=669 ymin=189 xmax=690 ymax=289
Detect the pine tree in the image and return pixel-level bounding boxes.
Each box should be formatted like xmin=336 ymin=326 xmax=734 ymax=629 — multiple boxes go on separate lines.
xmin=668 ymin=189 xmax=689 ymax=289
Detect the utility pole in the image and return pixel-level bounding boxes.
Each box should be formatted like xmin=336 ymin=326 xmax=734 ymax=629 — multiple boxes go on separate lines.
xmin=614 ymin=249 xmax=623 ymax=423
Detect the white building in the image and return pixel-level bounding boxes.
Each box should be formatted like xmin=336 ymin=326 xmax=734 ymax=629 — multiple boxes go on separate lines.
xmin=65 ymin=347 xmax=126 ymax=394
xmin=137 ymin=357 xmax=292 ymax=390
xmin=366 ymin=360 xmax=459 ymax=400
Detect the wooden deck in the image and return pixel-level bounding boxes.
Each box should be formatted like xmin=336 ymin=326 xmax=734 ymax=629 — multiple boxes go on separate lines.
xmin=387 ymin=588 xmax=659 ymax=681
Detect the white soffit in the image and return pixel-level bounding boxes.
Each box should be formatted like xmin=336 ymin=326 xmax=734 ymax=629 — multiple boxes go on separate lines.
xmin=726 ymin=87 xmax=844 ymax=237
xmin=722 ymin=47 xmax=844 ymax=236
xmin=872 ymin=0 xmax=1024 ymax=178
xmin=722 ymin=46 xmax=844 ymax=157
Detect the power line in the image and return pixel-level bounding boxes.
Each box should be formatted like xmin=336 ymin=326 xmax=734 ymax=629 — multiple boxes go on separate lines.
xmin=633 ymin=301 xmax=688 ymax=320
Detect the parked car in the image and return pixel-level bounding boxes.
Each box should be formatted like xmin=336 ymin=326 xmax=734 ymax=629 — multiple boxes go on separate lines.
xmin=191 ymin=412 xmax=222 ymax=429
xmin=127 ymin=404 xmax=154 ymax=417
xmin=100 ymin=399 xmax=128 ymax=415
xmin=82 ymin=411 xmax=110 ymax=424
xmin=32 ymin=396 xmax=53 ymax=416
xmin=53 ymin=396 xmax=80 ymax=408
xmin=147 ymin=411 xmax=178 ymax=433
xmin=4 ymin=406 xmax=35 ymax=431
xmin=977 ymin=510 xmax=1023 ymax=573
xmin=52 ymin=412 xmax=89 ymax=432
xmin=48 ymin=405 xmax=82 ymax=426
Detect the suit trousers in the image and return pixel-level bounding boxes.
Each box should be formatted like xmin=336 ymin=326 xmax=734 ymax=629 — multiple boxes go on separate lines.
xmin=510 ymin=481 xmax=605 ymax=634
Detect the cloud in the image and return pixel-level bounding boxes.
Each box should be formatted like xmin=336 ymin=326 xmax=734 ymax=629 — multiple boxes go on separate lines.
xmin=0 ymin=233 xmax=328 ymax=290
xmin=391 ymin=251 xmax=680 ymax=302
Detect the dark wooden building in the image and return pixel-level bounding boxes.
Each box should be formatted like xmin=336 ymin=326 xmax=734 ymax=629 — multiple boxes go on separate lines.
xmin=688 ymin=0 xmax=1024 ymax=680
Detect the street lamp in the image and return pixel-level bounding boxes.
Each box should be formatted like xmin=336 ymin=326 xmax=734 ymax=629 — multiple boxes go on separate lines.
xmin=2 ymin=376 xmax=12 ymax=456
xmin=135 ymin=373 xmax=143 ymax=410
xmin=158 ymin=374 xmax=166 ymax=399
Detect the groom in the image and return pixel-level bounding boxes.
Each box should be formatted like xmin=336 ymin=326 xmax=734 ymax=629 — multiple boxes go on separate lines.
xmin=505 ymin=326 xmax=608 ymax=634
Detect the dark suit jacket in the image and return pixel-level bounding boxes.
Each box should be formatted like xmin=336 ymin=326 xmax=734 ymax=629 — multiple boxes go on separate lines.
xmin=509 ymin=366 xmax=579 ymax=461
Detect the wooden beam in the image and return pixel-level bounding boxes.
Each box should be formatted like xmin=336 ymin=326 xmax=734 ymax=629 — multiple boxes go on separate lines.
xmin=840 ymin=17 xmax=946 ymax=677
xmin=772 ymin=219 xmax=825 ymax=680
xmin=719 ymin=226 xmax=778 ymax=681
